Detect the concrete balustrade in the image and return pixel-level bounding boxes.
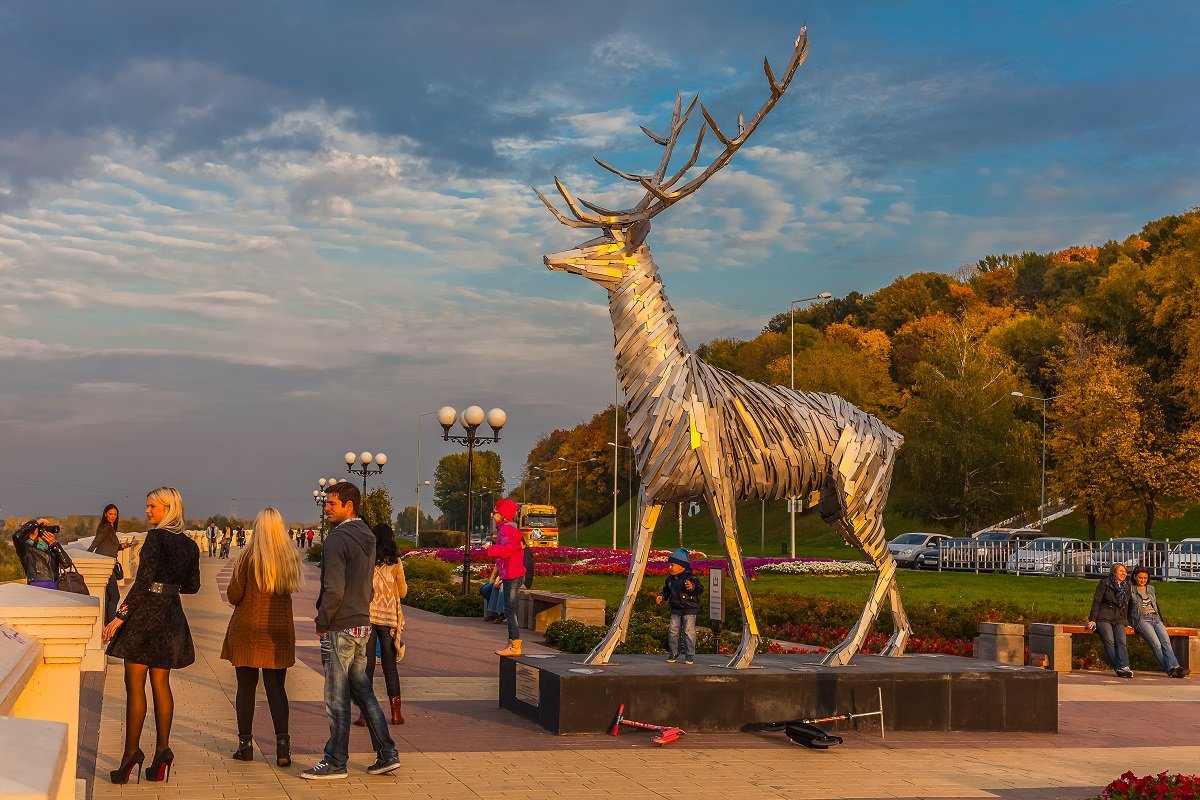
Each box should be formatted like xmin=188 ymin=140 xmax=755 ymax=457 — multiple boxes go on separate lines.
xmin=0 ymin=716 xmax=67 ymax=800
xmin=59 ymin=548 xmax=116 ymax=671
xmin=0 ymin=584 xmax=100 ymax=800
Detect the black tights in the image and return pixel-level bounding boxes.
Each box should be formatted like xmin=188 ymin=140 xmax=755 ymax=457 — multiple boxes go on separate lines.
xmin=234 ymin=666 xmax=289 ymax=737
xmin=122 ymin=662 xmax=173 ymax=759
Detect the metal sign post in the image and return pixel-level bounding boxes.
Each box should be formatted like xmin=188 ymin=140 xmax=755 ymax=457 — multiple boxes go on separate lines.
xmin=708 ymin=568 xmax=724 ymax=640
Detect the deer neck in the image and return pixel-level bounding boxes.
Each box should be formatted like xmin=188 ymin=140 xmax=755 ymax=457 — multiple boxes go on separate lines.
xmin=607 ymin=247 xmax=692 ymax=405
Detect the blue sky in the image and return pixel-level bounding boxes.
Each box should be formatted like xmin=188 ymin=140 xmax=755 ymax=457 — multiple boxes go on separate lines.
xmin=2 ymin=1 xmax=1197 ymax=523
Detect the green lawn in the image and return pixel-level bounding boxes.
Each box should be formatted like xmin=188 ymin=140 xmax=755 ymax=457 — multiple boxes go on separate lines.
xmin=531 ymin=570 xmax=1200 ymax=627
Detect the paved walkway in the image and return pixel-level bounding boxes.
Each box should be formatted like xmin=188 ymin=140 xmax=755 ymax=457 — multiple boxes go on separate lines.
xmin=78 ymin=555 xmax=1200 ymax=799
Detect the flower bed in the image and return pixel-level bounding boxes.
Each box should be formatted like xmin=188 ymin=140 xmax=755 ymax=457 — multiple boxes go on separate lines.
xmin=402 ymin=546 xmax=866 ymax=579
xmin=762 ymin=622 xmax=973 ymax=657
xmin=1089 ymin=771 xmax=1200 ymax=800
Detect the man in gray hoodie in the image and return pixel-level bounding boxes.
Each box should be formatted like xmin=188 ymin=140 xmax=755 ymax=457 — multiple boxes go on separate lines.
xmin=301 ymin=481 xmax=401 ymax=780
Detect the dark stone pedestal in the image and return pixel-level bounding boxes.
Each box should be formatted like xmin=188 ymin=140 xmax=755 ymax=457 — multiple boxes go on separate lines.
xmin=499 ymin=652 xmax=1057 ymax=735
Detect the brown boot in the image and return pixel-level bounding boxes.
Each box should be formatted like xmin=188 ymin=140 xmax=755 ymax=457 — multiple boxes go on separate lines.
xmin=390 ymin=695 xmax=404 ymax=725
xmin=495 ymin=639 xmax=522 ymax=657
xmin=352 ymin=709 xmax=366 ymax=727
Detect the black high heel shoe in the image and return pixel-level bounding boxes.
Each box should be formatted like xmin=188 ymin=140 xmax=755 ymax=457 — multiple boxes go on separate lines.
xmin=146 ymin=748 xmax=174 ymax=782
xmin=109 ymin=749 xmax=144 ymax=784
xmin=276 ymin=734 xmax=291 ymax=767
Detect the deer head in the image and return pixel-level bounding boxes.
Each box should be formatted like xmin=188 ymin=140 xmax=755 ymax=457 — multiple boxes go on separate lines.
xmin=539 ymin=28 xmax=810 ymax=288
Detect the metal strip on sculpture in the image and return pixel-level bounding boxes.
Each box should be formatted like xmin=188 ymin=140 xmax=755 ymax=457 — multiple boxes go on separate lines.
xmin=536 ymin=28 xmax=910 ymax=668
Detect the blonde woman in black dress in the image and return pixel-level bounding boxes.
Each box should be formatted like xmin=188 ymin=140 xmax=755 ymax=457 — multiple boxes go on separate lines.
xmin=102 ymin=487 xmax=201 ymax=784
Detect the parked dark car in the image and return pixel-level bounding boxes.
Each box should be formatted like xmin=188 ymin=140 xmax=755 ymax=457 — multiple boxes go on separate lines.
xmin=914 ymin=537 xmax=974 ymax=570
xmin=973 ymin=529 xmax=1044 ymax=571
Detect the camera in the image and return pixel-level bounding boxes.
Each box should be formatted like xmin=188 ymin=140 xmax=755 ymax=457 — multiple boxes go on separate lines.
xmin=36 ymin=523 xmax=61 ymax=534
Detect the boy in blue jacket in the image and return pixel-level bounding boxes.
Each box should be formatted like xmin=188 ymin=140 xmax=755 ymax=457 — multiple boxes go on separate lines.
xmin=656 ymin=548 xmax=703 ymax=664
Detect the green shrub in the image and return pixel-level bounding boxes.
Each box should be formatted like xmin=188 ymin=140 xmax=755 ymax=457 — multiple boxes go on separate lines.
xmin=305 ymin=543 xmax=323 ymax=563
xmin=419 ymin=530 xmax=465 ymax=547
xmin=440 ymin=593 xmax=485 ymax=617
xmin=544 ymin=619 xmax=608 ymax=653
xmin=405 ymin=578 xmax=456 ymax=612
xmin=403 ymin=556 xmax=455 ymax=584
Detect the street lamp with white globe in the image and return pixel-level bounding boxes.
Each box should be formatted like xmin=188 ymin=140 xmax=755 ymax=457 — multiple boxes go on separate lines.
xmin=437 ymin=405 xmax=506 ymax=594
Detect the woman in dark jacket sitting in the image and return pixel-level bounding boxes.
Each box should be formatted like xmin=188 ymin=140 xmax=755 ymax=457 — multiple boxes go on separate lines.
xmin=12 ymin=518 xmax=74 ymax=589
xmin=1087 ymin=562 xmax=1133 ymax=678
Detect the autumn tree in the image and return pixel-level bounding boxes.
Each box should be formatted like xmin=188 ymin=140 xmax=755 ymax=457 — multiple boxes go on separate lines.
xmin=893 ymin=318 xmax=1039 ymax=531
xmin=361 ymin=485 xmax=394 ymax=529
xmin=433 ymin=451 xmax=504 ymax=534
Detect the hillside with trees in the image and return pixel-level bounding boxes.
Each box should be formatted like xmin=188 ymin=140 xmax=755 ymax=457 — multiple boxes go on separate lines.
xmin=519 ymin=209 xmax=1200 ymax=538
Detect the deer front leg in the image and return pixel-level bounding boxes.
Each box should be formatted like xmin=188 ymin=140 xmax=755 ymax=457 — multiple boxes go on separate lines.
xmin=583 ymin=492 xmax=661 ymax=665
xmin=703 ymin=485 xmax=760 ymax=669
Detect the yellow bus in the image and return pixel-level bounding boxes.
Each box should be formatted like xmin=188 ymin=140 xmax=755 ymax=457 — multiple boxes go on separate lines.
xmin=518 ymin=504 xmax=559 ymax=548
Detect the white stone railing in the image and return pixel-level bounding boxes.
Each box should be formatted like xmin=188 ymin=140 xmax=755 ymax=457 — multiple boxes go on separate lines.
xmin=0 ymin=583 xmax=100 ymax=800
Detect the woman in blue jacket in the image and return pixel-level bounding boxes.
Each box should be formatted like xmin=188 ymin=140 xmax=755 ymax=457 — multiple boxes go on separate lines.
xmin=1128 ymin=566 xmax=1187 ymax=678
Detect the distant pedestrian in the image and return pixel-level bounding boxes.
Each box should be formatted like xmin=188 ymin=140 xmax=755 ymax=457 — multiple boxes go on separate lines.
xmin=89 ymin=503 xmax=133 ymax=623
xmin=307 ymin=529 xmax=314 ymax=548
xmin=1129 ymin=566 xmax=1187 ymax=678
xmin=220 ymin=528 xmax=232 ymax=559
xmin=483 ymin=498 xmax=525 ymax=657
xmin=656 ymin=548 xmax=702 ymax=665
xmin=1087 ymin=563 xmax=1133 ymax=678
xmin=236 ymin=527 xmax=246 ymax=548
xmin=221 ymin=507 xmax=304 ymax=767
xmin=206 ymin=523 xmax=219 ymax=557
xmin=300 ymin=481 xmax=400 ymax=780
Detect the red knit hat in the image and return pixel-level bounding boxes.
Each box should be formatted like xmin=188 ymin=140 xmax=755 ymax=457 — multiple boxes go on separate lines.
xmin=494 ymin=497 xmax=519 ymax=522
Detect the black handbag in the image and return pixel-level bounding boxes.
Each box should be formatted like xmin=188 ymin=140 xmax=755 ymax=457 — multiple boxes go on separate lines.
xmin=57 ymin=566 xmax=90 ymax=595
xmin=112 ymin=562 xmax=124 ymax=581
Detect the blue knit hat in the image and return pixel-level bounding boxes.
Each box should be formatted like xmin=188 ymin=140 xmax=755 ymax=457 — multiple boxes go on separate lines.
xmin=668 ymin=548 xmax=691 ymax=567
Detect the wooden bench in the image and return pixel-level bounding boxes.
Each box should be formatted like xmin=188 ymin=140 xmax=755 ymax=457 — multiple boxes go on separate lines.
xmin=1028 ymin=622 xmax=1200 ymax=673
xmin=517 ymin=590 xmax=606 ymax=633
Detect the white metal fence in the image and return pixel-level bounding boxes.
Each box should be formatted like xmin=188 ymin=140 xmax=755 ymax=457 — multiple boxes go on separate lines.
xmin=920 ymin=537 xmax=1199 ymax=580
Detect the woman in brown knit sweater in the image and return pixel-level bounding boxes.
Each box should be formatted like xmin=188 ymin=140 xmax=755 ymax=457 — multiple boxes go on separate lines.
xmin=355 ymin=523 xmax=408 ymax=726
xmin=220 ymin=507 xmax=303 ymax=767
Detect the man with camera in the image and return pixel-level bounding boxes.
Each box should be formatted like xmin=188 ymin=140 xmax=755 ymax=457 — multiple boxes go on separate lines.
xmin=12 ymin=518 xmax=75 ymax=589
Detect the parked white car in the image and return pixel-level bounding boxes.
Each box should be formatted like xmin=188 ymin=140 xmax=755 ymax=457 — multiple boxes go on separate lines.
xmin=888 ymin=532 xmax=951 ymax=568
xmin=1006 ymin=536 xmax=1088 ymax=575
xmin=1167 ymin=538 xmax=1200 ymax=580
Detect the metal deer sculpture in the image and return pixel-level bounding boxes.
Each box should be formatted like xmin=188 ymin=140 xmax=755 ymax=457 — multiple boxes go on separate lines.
xmin=536 ymin=29 xmax=908 ymax=669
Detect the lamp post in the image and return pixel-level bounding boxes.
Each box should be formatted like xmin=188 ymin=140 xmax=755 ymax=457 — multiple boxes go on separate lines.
xmin=437 ymin=405 xmax=506 ymax=594
xmin=313 ymin=477 xmax=339 ymax=539
xmin=415 ymin=410 xmax=437 ymax=548
xmin=1010 ymin=391 xmax=1063 ymax=531
xmin=532 ymin=465 xmax=567 ymax=505
xmin=608 ymin=441 xmax=635 ymax=550
xmin=344 ymin=450 xmax=387 ymax=498
xmin=788 ymin=291 xmax=832 ymax=558
xmin=557 ymin=456 xmax=598 ymax=546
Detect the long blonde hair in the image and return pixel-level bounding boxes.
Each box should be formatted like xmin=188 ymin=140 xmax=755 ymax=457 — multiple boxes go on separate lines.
xmin=235 ymin=507 xmax=303 ymax=595
xmin=147 ymin=487 xmax=185 ymax=533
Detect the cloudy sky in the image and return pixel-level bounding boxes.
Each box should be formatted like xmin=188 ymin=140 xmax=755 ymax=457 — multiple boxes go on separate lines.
xmin=2 ymin=1 xmax=1197 ymax=524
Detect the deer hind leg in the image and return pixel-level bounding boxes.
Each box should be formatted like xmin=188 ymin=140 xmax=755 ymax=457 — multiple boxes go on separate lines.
xmin=819 ymin=445 xmax=908 ymax=667
xmin=583 ymin=490 xmax=662 ymax=666
xmin=706 ymin=482 xmax=760 ymax=669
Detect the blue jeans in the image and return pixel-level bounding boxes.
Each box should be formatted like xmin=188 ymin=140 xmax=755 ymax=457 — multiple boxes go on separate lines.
xmin=320 ymin=630 xmax=397 ymax=768
xmin=502 ymin=578 xmax=522 ymax=641
xmin=1134 ymin=614 xmax=1180 ymax=673
xmin=1094 ymin=621 xmax=1130 ymax=671
xmin=668 ymin=613 xmax=697 ymax=659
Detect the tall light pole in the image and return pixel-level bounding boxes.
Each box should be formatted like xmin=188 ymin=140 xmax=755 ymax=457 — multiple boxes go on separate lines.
xmin=345 ymin=450 xmax=387 ymax=498
xmin=415 ymin=409 xmax=437 ymax=547
xmin=438 ymin=405 xmax=506 ymax=594
xmin=1011 ymin=391 xmax=1063 ymax=531
xmin=532 ymin=465 xmax=567 ymax=505
xmin=788 ymin=291 xmax=832 ymax=557
xmin=558 ymin=456 xmax=598 ymax=546
xmin=608 ymin=441 xmax=635 ymax=550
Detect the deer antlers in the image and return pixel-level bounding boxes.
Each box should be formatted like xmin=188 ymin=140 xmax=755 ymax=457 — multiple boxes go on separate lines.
xmin=535 ymin=28 xmax=809 ymax=231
